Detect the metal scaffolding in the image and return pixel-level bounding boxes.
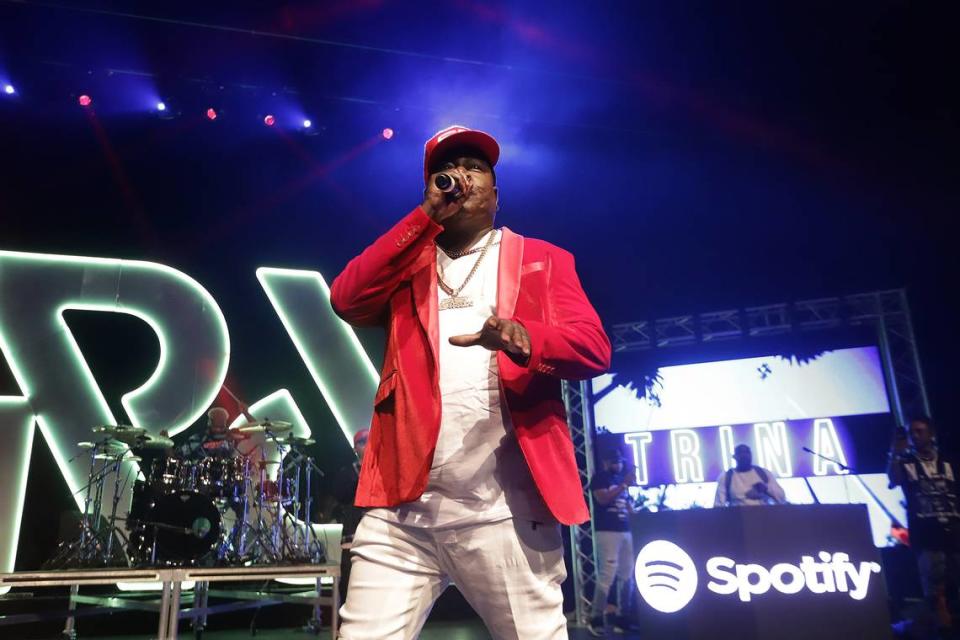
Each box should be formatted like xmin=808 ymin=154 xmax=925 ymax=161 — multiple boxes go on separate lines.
xmin=563 ymin=288 xmax=929 ymax=624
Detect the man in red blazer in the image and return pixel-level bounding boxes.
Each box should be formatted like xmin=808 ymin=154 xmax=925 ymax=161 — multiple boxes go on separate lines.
xmin=330 ymin=125 xmax=611 ymax=639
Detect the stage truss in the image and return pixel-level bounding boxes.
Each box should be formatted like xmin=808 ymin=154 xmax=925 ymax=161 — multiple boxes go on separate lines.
xmin=563 ymin=288 xmax=929 ymax=625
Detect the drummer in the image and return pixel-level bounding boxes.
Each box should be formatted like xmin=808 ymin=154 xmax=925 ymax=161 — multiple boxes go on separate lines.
xmin=179 ymin=407 xmax=239 ymax=460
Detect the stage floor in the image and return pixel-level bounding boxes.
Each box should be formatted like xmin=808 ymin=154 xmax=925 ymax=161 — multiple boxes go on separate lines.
xmin=96 ymin=619 xmax=640 ymax=639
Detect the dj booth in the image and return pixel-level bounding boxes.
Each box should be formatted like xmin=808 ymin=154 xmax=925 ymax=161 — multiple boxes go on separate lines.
xmin=629 ymin=504 xmax=891 ymax=640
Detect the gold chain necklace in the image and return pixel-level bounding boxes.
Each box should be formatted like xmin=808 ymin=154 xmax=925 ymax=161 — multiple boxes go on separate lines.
xmin=437 ymin=229 xmax=496 ymax=310
xmin=438 ymin=241 xmax=500 ymax=259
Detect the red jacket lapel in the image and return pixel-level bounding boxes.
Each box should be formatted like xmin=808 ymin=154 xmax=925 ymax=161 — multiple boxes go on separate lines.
xmin=497 ymin=226 xmax=524 ymax=319
xmin=410 ymin=248 xmax=439 ymax=365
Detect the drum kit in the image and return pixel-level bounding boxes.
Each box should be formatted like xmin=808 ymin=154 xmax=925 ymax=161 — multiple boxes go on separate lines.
xmin=46 ymin=420 xmax=326 ymax=569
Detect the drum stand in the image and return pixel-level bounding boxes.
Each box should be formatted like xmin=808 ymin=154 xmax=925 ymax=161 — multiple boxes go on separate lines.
xmin=237 ymin=463 xmax=284 ymax=563
xmin=275 ymin=449 xmax=327 ymax=563
xmin=45 ymin=443 xmax=131 ymax=568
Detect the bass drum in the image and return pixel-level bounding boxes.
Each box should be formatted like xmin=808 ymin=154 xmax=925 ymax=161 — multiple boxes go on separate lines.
xmin=132 ymin=491 xmax=222 ymax=565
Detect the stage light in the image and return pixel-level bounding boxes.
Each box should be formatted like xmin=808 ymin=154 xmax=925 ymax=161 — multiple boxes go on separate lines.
xmin=382 ymin=128 xmax=394 ymax=140
xmin=78 ymin=95 xmax=92 ymax=107
xmin=206 ymin=108 xmax=217 ymax=121
xmin=302 ymin=119 xmax=312 ymax=129
xmin=156 ymin=101 xmax=167 ymax=112
xmin=3 ymin=84 xmax=14 ymax=96
xmin=264 ymin=114 xmax=276 ymax=127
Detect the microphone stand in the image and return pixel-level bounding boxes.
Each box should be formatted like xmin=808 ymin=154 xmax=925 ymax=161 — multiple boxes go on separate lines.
xmin=801 ymin=447 xmax=905 ymax=530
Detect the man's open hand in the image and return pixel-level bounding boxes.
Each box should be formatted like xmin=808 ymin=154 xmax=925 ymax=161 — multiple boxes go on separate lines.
xmin=449 ymin=315 xmax=530 ymax=360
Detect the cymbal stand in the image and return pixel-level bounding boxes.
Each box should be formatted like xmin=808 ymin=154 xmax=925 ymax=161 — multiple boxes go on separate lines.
xmin=302 ymin=456 xmax=327 ymax=562
xmin=241 ymin=451 xmax=282 ymax=563
xmin=44 ymin=441 xmax=122 ymax=568
xmin=103 ymin=453 xmax=133 ymax=562
xmin=270 ymin=432 xmax=289 ymax=558
xmin=273 ymin=444 xmax=326 ymax=562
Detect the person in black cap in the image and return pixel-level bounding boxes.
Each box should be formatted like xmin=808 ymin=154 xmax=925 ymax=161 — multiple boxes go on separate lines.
xmin=587 ymin=447 xmax=638 ymax=636
xmin=714 ymin=444 xmax=785 ymax=507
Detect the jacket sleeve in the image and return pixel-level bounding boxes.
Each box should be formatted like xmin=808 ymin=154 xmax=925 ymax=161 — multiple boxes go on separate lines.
xmin=767 ymin=473 xmax=787 ymax=504
xmin=516 ymin=248 xmax=612 ymax=381
xmin=330 ymin=207 xmax=442 ymax=327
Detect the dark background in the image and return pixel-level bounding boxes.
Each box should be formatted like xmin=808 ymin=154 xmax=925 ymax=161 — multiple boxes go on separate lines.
xmin=0 ymin=0 xmax=956 ymax=619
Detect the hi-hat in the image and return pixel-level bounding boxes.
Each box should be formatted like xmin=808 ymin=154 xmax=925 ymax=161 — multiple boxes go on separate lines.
xmin=77 ymin=440 xmax=127 ymax=453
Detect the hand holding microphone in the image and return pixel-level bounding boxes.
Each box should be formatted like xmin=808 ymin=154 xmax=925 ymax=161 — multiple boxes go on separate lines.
xmin=422 ymin=167 xmax=473 ymax=223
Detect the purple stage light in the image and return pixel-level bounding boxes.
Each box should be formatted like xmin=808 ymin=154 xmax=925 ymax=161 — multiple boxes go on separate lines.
xmin=78 ymin=94 xmax=92 ymax=107
xmin=264 ymin=114 xmax=276 ymax=127
xmin=382 ymin=128 xmax=394 ymax=140
xmin=206 ymin=108 xmax=217 ymax=121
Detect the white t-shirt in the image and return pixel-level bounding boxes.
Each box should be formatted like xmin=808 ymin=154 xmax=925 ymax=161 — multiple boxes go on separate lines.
xmin=367 ymin=229 xmax=551 ymax=529
xmin=713 ymin=467 xmax=786 ymax=507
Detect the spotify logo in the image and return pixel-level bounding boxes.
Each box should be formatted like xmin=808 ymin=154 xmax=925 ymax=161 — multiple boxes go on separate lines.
xmin=634 ymin=539 xmax=699 ymax=613
xmin=635 ymin=540 xmax=883 ymax=614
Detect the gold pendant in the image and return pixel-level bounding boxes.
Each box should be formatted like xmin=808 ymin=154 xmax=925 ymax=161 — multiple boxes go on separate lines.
xmin=439 ymin=296 xmax=473 ymax=310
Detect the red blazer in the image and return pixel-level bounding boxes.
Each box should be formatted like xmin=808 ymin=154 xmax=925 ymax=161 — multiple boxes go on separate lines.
xmin=330 ymin=207 xmax=611 ymax=525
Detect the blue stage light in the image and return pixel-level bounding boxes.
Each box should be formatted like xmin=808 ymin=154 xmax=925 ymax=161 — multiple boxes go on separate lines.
xmin=3 ymin=84 xmax=15 ymax=95
xmin=303 ymin=119 xmax=312 ymax=129
xmin=156 ymin=101 xmax=167 ymax=112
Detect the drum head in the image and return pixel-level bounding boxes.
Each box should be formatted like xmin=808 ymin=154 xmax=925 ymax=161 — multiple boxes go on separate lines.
xmin=146 ymin=491 xmax=221 ymax=563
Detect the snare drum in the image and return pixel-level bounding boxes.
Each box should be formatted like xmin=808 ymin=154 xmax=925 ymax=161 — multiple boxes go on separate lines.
xmin=260 ymin=477 xmax=295 ymax=505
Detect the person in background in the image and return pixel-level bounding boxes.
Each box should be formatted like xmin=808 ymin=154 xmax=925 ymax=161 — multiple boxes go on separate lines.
xmin=330 ymin=428 xmax=370 ymax=605
xmin=588 ymin=447 xmax=638 ymax=636
xmin=333 ymin=429 xmax=370 ymax=544
xmin=888 ymin=416 xmax=960 ymax=636
xmin=179 ymin=406 xmax=238 ymax=460
xmin=714 ymin=444 xmax=785 ymax=507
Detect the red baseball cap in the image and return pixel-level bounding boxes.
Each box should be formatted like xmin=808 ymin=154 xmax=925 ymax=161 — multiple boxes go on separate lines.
xmin=423 ymin=125 xmax=500 ymax=183
xmin=353 ymin=428 xmax=370 ymax=446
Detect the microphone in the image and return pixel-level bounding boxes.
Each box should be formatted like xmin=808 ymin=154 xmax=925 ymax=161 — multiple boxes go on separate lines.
xmin=434 ymin=173 xmax=462 ymax=199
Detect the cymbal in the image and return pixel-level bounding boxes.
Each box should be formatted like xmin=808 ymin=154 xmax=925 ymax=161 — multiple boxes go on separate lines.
xmin=133 ymin=435 xmax=174 ymax=451
xmin=79 ymin=440 xmax=127 ymax=454
xmin=276 ymin=436 xmax=315 ymax=447
xmin=94 ymin=452 xmax=139 ymax=461
xmin=92 ymin=425 xmax=146 ymax=444
xmin=231 ymin=421 xmax=292 ymax=435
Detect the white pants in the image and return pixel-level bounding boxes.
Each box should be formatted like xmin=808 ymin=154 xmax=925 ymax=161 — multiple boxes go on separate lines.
xmin=590 ymin=530 xmax=635 ymax=620
xmin=338 ymin=514 xmax=568 ymax=640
